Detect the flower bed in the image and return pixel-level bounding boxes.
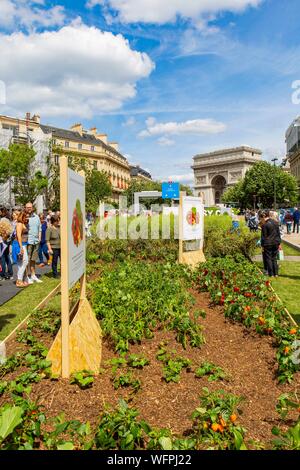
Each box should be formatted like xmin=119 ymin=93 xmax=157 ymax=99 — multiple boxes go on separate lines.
xmin=193 ymin=256 xmax=300 ymax=384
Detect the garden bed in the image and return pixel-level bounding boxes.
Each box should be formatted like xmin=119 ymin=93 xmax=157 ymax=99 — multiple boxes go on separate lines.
xmin=0 ymin=270 xmax=300 ymax=448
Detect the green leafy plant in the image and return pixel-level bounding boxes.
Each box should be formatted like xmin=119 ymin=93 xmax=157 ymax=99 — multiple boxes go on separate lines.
xmin=112 ymin=372 xmax=141 ymax=392
xmin=127 ymin=354 xmax=150 ymax=369
xmin=70 ymin=370 xmax=94 ymax=389
xmin=156 ymin=344 xmax=192 ymax=383
xmin=195 ymin=362 xmax=228 ymax=382
xmin=190 ymin=387 xmax=246 ymax=450
xmin=91 ymin=261 xmax=200 ymax=353
xmin=275 ymin=392 xmax=300 ymax=420
xmin=272 ymin=422 xmax=300 ymax=450
xmin=94 ymin=400 xmax=150 ymax=450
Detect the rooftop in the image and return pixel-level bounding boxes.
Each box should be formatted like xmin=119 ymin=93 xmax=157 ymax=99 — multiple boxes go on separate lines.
xmin=40 ymin=124 xmax=127 ymax=162
xmin=130 ymin=165 xmax=152 ymax=179
xmin=193 ymin=146 xmax=262 ymax=160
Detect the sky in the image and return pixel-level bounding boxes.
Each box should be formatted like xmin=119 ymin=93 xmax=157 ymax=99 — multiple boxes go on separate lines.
xmin=0 ymin=0 xmax=300 ymax=184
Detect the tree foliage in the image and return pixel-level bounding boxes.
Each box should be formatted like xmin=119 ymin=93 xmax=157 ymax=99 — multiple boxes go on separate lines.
xmin=86 ymin=170 xmax=112 ymax=213
xmin=222 ymin=161 xmax=299 ymax=208
xmin=0 ymin=143 xmax=48 ymax=205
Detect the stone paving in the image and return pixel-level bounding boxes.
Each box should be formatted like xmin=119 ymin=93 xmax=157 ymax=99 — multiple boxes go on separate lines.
xmin=0 ymin=264 xmax=51 ymax=307
xmin=282 ymin=231 xmax=300 ymax=249
xmin=253 ymin=255 xmax=300 ymax=262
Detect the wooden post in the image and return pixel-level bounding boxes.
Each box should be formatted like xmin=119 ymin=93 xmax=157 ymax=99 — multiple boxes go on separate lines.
xmin=60 ymin=155 xmax=70 ymax=378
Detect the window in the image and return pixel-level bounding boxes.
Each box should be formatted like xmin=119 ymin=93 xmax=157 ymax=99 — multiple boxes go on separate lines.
xmin=93 ymin=160 xmax=97 ymax=170
xmin=2 ymin=124 xmax=17 ymax=132
xmin=78 ymin=143 xmax=82 ymax=150
xmin=65 ymin=141 xmax=69 ymax=148
xmin=54 ymin=155 xmax=59 ymax=165
xmin=91 ymin=146 xmax=95 ymax=152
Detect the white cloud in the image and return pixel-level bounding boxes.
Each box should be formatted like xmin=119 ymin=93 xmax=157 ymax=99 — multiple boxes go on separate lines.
xmin=157 ymin=136 xmax=175 ymax=146
xmin=139 ymin=117 xmax=226 ymax=137
xmin=0 ymin=22 xmax=154 ymax=118
xmin=167 ymin=173 xmax=194 ymax=183
xmin=0 ymin=0 xmax=66 ymax=30
xmin=87 ymin=0 xmax=263 ymax=24
xmin=122 ymin=116 xmax=136 ymax=127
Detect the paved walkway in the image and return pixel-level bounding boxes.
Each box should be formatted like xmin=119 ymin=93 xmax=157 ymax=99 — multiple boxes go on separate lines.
xmin=253 ymin=255 xmax=300 ymax=262
xmin=281 ymin=232 xmax=300 ymax=250
xmin=0 ymin=264 xmax=51 ymax=307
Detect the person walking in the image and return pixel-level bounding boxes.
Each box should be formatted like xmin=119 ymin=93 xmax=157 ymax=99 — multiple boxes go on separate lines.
xmin=248 ymin=210 xmax=259 ymax=232
xmin=284 ymin=210 xmax=293 ymax=235
xmin=25 ymin=202 xmax=42 ymax=284
xmin=16 ymin=212 xmax=29 ymax=288
xmin=261 ymin=210 xmax=281 ymax=277
xmin=0 ymin=209 xmax=13 ymax=281
xmin=11 ymin=209 xmax=21 ymax=265
xmin=293 ymin=207 xmax=300 ymax=234
xmin=46 ymin=215 xmax=61 ymax=279
xmin=258 ymin=212 xmax=268 ymax=275
xmin=37 ymin=213 xmax=49 ymax=267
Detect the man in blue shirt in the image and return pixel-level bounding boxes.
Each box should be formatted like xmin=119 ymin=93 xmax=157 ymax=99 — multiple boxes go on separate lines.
xmin=293 ymin=207 xmax=300 ymax=234
xmin=25 ymin=202 xmax=42 ymax=284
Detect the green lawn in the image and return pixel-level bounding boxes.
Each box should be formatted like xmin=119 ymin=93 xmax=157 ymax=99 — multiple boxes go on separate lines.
xmin=272 ymin=262 xmax=300 ymax=324
xmin=256 ymin=261 xmax=300 ymax=324
xmin=255 ymin=241 xmax=300 ymax=257
xmin=0 ymin=274 xmax=60 ymax=341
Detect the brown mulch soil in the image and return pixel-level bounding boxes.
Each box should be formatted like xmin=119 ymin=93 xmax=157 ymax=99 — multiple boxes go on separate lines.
xmin=2 ymin=290 xmax=300 ymax=447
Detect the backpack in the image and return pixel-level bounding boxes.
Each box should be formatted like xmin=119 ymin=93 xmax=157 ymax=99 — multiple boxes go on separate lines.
xmin=248 ymin=217 xmax=258 ymax=230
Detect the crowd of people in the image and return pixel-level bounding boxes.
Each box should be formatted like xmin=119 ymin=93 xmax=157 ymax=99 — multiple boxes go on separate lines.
xmin=244 ymin=207 xmax=300 ymax=235
xmin=245 ymin=208 xmax=294 ymax=278
xmin=0 ymin=204 xmax=61 ymax=288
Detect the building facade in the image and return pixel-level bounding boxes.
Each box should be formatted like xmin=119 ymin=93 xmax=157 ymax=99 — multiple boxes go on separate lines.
xmin=130 ymin=165 xmax=152 ymax=182
xmin=0 ymin=113 xmax=131 ymax=206
xmin=286 ymin=117 xmax=300 ymax=183
xmin=192 ymin=146 xmax=262 ymax=206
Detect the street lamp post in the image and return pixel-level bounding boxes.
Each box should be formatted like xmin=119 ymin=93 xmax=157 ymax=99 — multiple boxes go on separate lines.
xmin=271 ymin=158 xmax=278 ymax=210
xmin=253 ymin=194 xmax=257 ymax=210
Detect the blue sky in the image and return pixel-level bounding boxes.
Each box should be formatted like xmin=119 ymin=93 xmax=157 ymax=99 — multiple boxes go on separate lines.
xmin=0 ymin=0 xmax=300 ymax=183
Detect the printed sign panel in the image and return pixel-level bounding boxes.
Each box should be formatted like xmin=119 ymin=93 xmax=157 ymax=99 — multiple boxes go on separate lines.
xmin=68 ymin=169 xmax=85 ymax=288
xmin=162 ymin=182 xmax=180 ymax=199
xmin=182 ymin=196 xmax=204 ymax=241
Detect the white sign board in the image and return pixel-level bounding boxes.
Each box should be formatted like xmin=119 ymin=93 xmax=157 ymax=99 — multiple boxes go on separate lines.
xmin=163 ymin=206 xmax=179 ymax=216
xmin=68 ymin=169 xmax=85 ymax=288
xmin=182 ymin=196 xmax=204 ymax=241
xmin=220 ymin=207 xmax=233 ymax=217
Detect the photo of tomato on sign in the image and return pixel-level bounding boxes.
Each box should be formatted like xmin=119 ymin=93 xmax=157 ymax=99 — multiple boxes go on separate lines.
xmin=186 ymin=207 xmax=200 ymax=226
xmin=72 ymin=199 xmax=84 ymax=247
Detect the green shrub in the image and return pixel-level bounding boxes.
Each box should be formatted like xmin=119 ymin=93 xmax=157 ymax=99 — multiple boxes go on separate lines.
xmin=204 ymin=216 xmax=259 ymax=260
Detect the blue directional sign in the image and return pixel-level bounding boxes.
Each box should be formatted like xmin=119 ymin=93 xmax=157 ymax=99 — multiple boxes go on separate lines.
xmin=162 ymin=182 xmax=180 ymax=199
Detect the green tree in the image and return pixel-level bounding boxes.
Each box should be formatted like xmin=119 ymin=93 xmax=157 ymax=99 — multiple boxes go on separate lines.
xmin=222 ymin=161 xmax=299 ymax=208
xmin=222 ymin=180 xmax=245 ymax=207
xmin=86 ymin=170 xmax=112 ymax=213
xmin=180 ymin=184 xmax=193 ymax=196
xmin=0 ymin=143 xmax=47 ymax=205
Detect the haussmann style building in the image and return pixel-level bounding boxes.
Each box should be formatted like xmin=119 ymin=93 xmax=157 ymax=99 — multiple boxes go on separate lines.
xmin=130 ymin=165 xmax=152 ymax=182
xmin=0 ymin=112 xmax=131 ymax=208
xmin=192 ymin=146 xmax=262 ymax=206
xmin=286 ymin=116 xmax=300 ymax=183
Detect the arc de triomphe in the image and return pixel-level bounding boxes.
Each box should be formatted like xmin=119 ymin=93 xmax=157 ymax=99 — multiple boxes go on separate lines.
xmin=192 ymin=146 xmax=262 ymax=206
